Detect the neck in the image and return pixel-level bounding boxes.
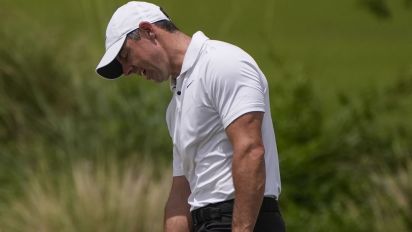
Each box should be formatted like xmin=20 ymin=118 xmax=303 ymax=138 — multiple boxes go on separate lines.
xmin=157 ymin=30 xmax=191 ymax=80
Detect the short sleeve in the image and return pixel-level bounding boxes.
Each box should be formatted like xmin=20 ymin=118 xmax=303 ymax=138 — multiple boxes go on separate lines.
xmin=172 ymin=146 xmax=184 ymax=176
xmin=209 ymin=56 xmax=266 ymax=128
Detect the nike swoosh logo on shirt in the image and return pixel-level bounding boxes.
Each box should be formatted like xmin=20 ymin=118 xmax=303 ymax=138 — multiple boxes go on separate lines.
xmin=186 ymin=80 xmax=194 ymax=88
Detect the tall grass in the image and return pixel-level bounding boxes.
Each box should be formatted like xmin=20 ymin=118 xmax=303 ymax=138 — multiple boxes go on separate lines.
xmin=0 ymin=4 xmax=172 ymax=215
xmin=369 ymin=159 xmax=412 ymax=231
xmin=0 ymin=159 xmax=171 ymax=232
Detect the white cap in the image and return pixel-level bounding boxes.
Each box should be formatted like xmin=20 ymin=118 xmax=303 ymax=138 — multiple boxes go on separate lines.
xmin=96 ymin=1 xmax=170 ymax=79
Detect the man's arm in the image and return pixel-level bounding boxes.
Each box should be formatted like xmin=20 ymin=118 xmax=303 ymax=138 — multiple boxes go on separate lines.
xmin=226 ymin=111 xmax=266 ymax=232
xmin=164 ymin=175 xmax=192 ymax=232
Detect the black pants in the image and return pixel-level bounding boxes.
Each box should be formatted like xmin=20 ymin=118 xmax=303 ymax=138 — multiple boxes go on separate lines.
xmin=191 ymin=197 xmax=285 ymax=232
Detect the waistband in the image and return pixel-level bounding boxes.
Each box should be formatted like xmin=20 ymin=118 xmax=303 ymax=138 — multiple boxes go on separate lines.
xmin=191 ymin=197 xmax=280 ymax=227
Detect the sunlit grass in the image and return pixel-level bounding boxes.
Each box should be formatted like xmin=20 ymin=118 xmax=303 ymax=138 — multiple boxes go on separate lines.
xmin=0 ymin=160 xmax=171 ymax=232
xmin=370 ymin=159 xmax=412 ymax=232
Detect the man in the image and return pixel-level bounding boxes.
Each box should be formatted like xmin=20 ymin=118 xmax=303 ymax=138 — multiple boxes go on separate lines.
xmin=96 ymin=2 xmax=285 ymax=231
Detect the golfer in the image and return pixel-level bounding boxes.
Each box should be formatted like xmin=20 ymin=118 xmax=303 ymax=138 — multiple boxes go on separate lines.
xmin=96 ymin=2 xmax=285 ymax=231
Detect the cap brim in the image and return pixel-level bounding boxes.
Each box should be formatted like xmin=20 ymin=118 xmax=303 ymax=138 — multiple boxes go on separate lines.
xmin=96 ymin=36 xmax=126 ymax=79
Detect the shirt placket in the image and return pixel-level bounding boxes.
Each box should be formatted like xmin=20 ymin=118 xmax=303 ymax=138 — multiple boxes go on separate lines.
xmin=173 ymin=76 xmax=186 ymax=155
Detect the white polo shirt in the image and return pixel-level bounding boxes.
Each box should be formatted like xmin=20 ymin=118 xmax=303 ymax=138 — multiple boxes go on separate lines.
xmin=166 ymin=31 xmax=281 ymax=211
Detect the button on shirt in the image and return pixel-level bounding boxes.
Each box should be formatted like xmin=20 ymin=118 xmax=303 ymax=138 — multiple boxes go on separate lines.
xmin=166 ymin=31 xmax=281 ymax=211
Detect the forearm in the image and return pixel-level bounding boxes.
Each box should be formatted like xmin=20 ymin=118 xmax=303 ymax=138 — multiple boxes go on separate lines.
xmin=164 ymin=176 xmax=192 ymax=232
xmin=232 ymin=147 xmax=266 ymax=232
xmin=164 ymin=201 xmax=191 ymax=232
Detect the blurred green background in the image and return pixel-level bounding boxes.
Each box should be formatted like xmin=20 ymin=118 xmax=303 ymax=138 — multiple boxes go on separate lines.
xmin=1 ymin=0 xmax=411 ymax=231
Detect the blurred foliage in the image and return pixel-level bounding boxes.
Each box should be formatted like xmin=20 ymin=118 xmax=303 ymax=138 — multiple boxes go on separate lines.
xmin=359 ymin=0 xmax=412 ymax=19
xmin=273 ymin=73 xmax=412 ymax=231
xmin=0 ymin=23 xmax=172 ymax=204
xmin=360 ymin=0 xmax=393 ymax=18
xmin=1 ymin=0 xmax=412 ymax=231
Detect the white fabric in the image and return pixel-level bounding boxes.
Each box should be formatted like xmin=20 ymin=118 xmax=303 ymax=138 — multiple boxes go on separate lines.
xmin=166 ymin=31 xmax=281 ymax=211
xmin=96 ymin=1 xmax=169 ymax=78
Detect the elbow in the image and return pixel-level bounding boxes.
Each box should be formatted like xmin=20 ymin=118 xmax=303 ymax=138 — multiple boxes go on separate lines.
xmin=247 ymin=143 xmax=265 ymax=162
xmin=233 ymin=142 xmax=265 ymax=163
xmin=252 ymin=144 xmax=265 ymax=160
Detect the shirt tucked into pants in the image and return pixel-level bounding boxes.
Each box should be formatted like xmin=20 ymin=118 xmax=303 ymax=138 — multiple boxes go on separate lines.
xmin=191 ymin=197 xmax=285 ymax=232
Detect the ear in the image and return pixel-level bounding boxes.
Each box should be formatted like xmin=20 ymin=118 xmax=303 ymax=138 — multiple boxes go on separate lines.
xmin=138 ymin=21 xmax=152 ymax=31
xmin=138 ymin=21 xmax=155 ymax=38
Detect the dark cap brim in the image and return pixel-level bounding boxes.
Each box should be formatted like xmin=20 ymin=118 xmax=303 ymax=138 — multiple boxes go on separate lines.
xmin=96 ymin=59 xmax=123 ymax=79
xmin=96 ymin=36 xmax=126 ymax=79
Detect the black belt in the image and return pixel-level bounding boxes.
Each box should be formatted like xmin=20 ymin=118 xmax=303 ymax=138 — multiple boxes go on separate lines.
xmin=191 ymin=197 xmax=279 ymax=227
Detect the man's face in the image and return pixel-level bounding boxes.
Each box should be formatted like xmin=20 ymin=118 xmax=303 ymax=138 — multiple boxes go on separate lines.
xmin=117 ymin=30 xmax=170 ymax=83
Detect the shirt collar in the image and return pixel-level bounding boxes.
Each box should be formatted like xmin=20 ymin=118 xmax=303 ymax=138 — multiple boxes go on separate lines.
xmin=170 ymin=31 xmax=209 ymax=91
xmin=180 ymin=31 xmax=209 ymax=76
